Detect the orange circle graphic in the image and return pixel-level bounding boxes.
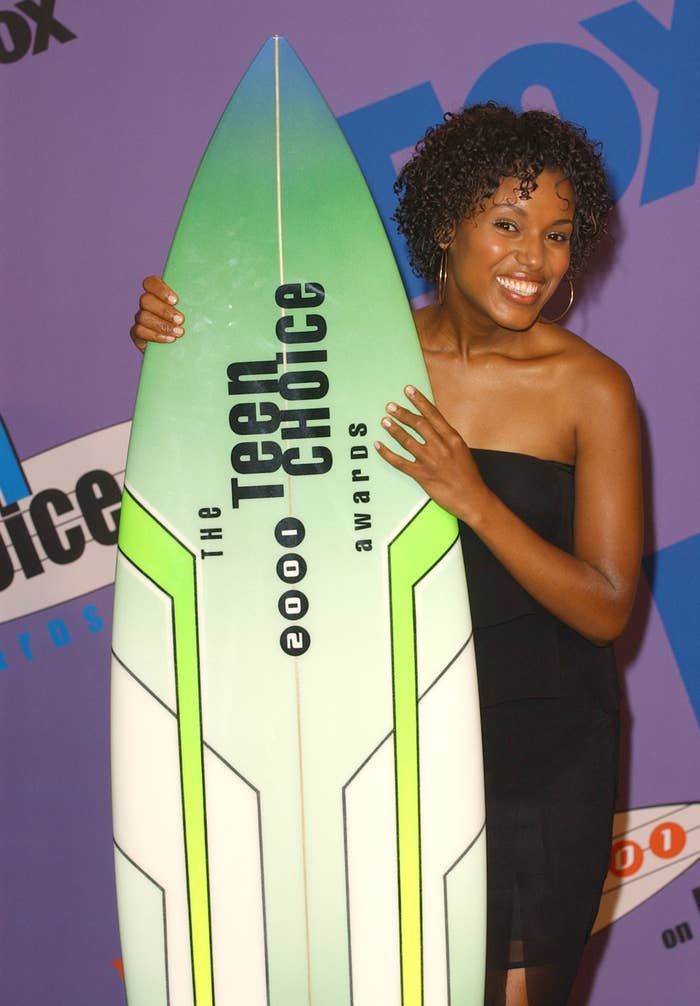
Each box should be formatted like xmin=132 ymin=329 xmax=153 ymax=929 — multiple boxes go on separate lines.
xmin=610 ymin=839 xmax=643 ymax=877
xmin=649 ymin=822 xmax=687 ymax=860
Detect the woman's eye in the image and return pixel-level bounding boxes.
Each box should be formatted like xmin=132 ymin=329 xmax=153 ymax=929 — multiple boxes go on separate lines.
xmin=548 ymin=231 xmax=571 ymax=243
xmin=494 ymin=219 xmax=517 ymax=232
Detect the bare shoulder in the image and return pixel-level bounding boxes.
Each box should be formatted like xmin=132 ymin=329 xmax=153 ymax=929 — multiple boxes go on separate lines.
xmin=546 ymin=325 xmax=637 ymax=410
xmin=547 ymin=327 xmax=640 ymax=457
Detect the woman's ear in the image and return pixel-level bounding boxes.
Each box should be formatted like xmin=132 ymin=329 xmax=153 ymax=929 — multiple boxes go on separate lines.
xmin=435 ymin=221 xmax=456 ymax=251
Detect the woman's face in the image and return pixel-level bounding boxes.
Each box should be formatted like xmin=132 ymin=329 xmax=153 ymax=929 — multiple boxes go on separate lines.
xmin=444 ymin=168 xmax=575 ymax=331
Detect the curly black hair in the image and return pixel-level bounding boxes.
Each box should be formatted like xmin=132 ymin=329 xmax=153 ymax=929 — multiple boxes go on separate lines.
xmin=393 ymin=103 xmax=613 ymax=282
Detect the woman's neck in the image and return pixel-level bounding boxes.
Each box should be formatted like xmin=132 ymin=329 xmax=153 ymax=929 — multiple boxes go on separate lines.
xmin=413 ymin=301 xmax=529 ymax=360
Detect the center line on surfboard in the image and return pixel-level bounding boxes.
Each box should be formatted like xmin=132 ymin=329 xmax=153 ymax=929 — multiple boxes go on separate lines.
xmin=274 ymin=37 xmax=288 ymax=385
xmin=274 ymin=36 xmax=285 ymax=300
xmin=274 ymin=36 xmax=292 ymax=511
xmin=275 ymin=34 xmax=314 ymax=1006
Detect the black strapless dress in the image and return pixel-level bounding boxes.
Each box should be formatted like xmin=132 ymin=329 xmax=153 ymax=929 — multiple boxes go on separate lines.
xmin=460 ymin=450 xmax=619 ymax=1006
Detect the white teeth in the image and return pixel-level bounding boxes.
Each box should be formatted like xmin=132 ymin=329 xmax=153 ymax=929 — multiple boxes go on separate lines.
xmin=496 ymin=276 xmax=540 ymax=296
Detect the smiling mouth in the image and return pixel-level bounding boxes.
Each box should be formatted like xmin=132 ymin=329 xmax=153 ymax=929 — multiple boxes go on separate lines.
xmin=496 ymin=276 xmax=543 ymax=297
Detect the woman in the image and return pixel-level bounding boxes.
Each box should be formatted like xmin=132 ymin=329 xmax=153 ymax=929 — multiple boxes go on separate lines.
xmin=130 ymin=104 xmax=642 ymax=1006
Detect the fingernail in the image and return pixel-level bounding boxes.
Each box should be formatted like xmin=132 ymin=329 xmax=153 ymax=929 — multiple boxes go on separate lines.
xmin=162 ymin=336 xmax=175 ymax=343
xmin=167 ymin=295 xmax=178 ymax=304
xmin=386 ymin=402 xmax=398 ymax=413
xmin=173 ymin=313 xmax=183 ymax=324
xmin=405 ymin=385 xmax=416 ymax=396
xmin=374 ymin=441 xmax=382 ymax=451
xmin=172 ymin=327 xmax=184 ymax=336
xmin=382 ymin=418 xmax=392 ymax=429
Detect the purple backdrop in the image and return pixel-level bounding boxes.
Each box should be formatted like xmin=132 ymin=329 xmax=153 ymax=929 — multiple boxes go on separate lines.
xmin=2 ymin=1 xmax=698 ymax=1002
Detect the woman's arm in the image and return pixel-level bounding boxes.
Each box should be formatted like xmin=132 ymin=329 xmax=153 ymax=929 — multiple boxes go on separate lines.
xmin=375 ymin=360 xmax=642 ymax=645
xmin=130 ymin=276 xmax=185 ymax=352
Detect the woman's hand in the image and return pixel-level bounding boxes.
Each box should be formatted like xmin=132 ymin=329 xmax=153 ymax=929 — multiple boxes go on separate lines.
xmin=376 ymin=368 xmax=642 ymax=647
xmin=374 ymin=385 xmax=491 ymax=524
xmin=130 ymin=275 xmax=184 ymax=353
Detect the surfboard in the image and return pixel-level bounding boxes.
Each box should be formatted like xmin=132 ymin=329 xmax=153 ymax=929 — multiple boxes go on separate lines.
xmin=111 ymin=36 xmax=485 ymax=1006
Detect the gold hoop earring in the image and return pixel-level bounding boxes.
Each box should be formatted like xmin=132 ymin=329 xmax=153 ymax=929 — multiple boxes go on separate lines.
xmin=540 ymin=277 xmax=575 ymax=324
xmin=438 ymin=249 xmax=448 ymax=304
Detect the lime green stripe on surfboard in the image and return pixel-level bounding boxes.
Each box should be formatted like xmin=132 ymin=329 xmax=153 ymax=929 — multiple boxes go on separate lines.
xmin=388 ymin=500 xmax=461 ymax=1006
xmin=118 ymin=488 xmax=214 ymax=1006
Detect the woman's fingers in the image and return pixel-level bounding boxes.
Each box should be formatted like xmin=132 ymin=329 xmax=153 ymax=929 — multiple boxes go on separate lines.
xmin=375 ymin=385 xmax=484 ymax=516
xmin=143 ymin=274 xmax=179 ymax=306
xmin=130 ymin=326 xmax=148 ymax=353
xmin=381 ymin=415 xmax=425 ymax=458
xmin=403 ymin=385 xmax=454 ymax=435
xmin=131 ymin=278 xmax=185 ymax=353
xmin=138 ymin=291 xmax=184 ymax=325
xmin=382 ymin=384 xmax=450 ymax=452
xmin=373 ymin=438 xmax=414 ymax=473
xmin=138 ymin=290 xmax=178 ymax=318
xmin=378 ymin=385 xmax=447 ymax=462
xmin=130 ymin=322 xmax=174 ymax=349
xmin=385 ymin=400 xmax=431 ymax=440
xmin=135 ymin=307 xmax=184 ymax=339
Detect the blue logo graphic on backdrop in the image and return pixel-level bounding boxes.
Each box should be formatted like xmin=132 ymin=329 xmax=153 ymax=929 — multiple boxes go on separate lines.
xmin=582 ymin=0 xmax=700 ymax=204
xmin=0 ymin=415 xmax=30 ymax=506
xmin=466 ymin=44 xmax=640 ymax=202
xmin=0 ymin=604 xmax=105 ymax=673
xmin=644 ymin=535 xmax=700 ymax=730
xmin=0 ymin=412 xmax=124 ymax=632
xmin=339 ymin=0 xmax=699 ymax=300
xmin=341 ymin=82 xmax=443 ymax=300
xmin=0 ymin=412 xmax=124 ymax=669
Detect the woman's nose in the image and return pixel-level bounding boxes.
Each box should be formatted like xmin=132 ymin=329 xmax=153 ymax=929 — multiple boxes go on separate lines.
xmin=515 ymin=233 xmax=544 ymax=269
